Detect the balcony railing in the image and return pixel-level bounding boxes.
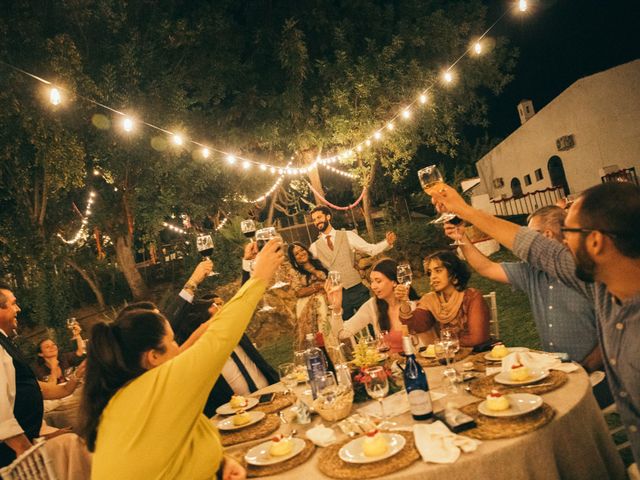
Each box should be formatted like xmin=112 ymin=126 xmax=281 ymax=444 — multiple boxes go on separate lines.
xmin=491 ymin=186 xmax=564 ymax=216
xmin=601 ymin=167 xmax=638 ymax=185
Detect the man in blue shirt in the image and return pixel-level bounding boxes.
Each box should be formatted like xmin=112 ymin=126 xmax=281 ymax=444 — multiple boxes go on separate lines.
xmin=433 ymin=182 xmax=640 ymax=466
xmin=445 ymin=206 xmax=602 ymax=371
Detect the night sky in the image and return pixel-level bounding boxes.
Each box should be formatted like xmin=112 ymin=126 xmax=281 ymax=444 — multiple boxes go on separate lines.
xmin=486 ymin=0 xmax=640 ymax=139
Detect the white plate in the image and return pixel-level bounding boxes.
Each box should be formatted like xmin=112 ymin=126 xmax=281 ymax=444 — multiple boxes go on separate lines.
xmin=478 ymin=393 xmax=543 ymax=417
xmin=216 ymin=397 xmax=259 ymax=415
xmin=484 ymin=347 xmax=529 ymax=362
xmin=338 ymin=433 xmax=406 ymax=464
xmin=494 ymin=369 xmax=549 ymax=386
xmin=216 ymin=411 xmax=265 ymax=431
xmin=244 ymin=438 xmax=306 ymax=466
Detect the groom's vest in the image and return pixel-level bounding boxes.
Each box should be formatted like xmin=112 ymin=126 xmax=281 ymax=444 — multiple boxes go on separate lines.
xmin=314 ymin=230 xmax=363 ymax=289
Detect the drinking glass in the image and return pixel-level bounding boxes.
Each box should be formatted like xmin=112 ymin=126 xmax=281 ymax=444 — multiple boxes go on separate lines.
xmin=278 ymin=362 xmax=297 ymax=394
xmin=364 ymin=366 xmax=393 ymax=427
xmin=376 ymin=330 xmax=390 ymax=353
xmin=240 ymin=219 xmax=257 ymax=240
xmin=327 ymin=271 xmax=342 ymax=310
xmin=255 ymin=227 xmax=289 ymax=290
xmin=436 ymin=329 xmax=460 ymax=392
xmin=196 ymin=234 xmax=219 ymax=276
xmin=396 ymin=264 xmax=412 ymax=288
xmin=417 ymin=165 xmax=456 ymax=223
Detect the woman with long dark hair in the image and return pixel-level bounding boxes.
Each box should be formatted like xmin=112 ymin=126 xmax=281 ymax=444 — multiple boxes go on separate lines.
xmin=326 ymin=258 xmax=424 ymax=353
xmin=287 ymin=242 xmax=332 ymax=350
xmin=78 ymin=240 xmax=283 ymax=480
xmin=403 ymin=250 xmax=489 ymax=347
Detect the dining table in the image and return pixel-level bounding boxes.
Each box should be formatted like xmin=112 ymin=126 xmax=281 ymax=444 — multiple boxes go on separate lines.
xmin=225 ymin=360 xmax=626 ymax=480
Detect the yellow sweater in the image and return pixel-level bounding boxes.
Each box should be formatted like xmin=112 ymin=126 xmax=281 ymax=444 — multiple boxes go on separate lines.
xmin=91 ymin=278 xmax=266 ymax=479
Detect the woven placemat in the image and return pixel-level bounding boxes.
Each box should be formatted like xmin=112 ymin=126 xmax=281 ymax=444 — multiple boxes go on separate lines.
xmin=233 ymin=438 xmax=315 ymax=477
xmin=459 ymin=401 xmax=556 ymax=440
xmin=467 ymin=370 xmax=568 ymax=398
xmin=219 ymin=414 xmax=281 ymax=446
xmin=317 ymin=431 xmax=420 ymax=479
xmin=253 ymin=392 xmax=296 ymax=414
xmin=416 ymin=347 xmax=473 ymax=368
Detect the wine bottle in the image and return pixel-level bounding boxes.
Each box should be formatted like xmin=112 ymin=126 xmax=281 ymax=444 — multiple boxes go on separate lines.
xmin=303 ymin=333 xmax=327 ymax=399
xmin=402 ymin=334 xmax=434 ymax=421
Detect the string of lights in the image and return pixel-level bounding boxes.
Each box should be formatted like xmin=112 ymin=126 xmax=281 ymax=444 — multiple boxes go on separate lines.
xmin=0 ymin=1 xmax=527 ymax=181
xmin=56 ymin=190 xmax=96 ymax=244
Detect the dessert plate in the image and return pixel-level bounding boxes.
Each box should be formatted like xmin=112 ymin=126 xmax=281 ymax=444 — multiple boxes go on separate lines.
xmin=419 ymin=347 xmax=436 ymax=358
xmin=484 ymin=347 xmax=529 ymax=362
xmin=478 ymin=393 xmax=543 ymax=417
xmin=494 ymin=369 xmax=549 ymax=386
xmin=245 ymin=438 xmax=306 ymax=466
xmin=338 ymin=433 xmax=406 ymax=464
xmin=216 ymin=411 xmax=265 ymax=431
xmin=216 ymin=397 xmax=259 ymax=415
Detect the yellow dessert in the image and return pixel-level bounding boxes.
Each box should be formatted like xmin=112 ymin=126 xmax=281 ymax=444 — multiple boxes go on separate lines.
xmin=486 ymin=390 xmax=510 ymax=411
xmin=232 ymin=410 xmax=251 ymax=426
xmin=229 ymin=395 xmax=248 ymax=409
xmin=425 ymin=344 xmax=436 ymax=357
xmin=362 ymin=430 xmax=388 ymax=457
xmin=269 ymin=435 xmax=294 ymax=456
xmin=491 ymin=343 xmax=509 ymax=359
xmin=509 ymin=363 xmax=530 ymax=381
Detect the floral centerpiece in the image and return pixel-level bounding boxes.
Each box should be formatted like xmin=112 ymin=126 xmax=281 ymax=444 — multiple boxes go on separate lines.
xmin=349 ymin=339 xmax=402 ymax=403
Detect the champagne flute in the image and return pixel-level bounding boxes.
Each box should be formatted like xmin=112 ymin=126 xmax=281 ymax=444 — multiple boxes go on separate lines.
xmin=417 ymin=165 xmax=457 ymax=225
xmin=364 ymin=366 xmax=394 ymax=429
xmin=196 ymin=234 xmax=219 ymax=276
xmin=240 ymin=219 xmax=257 ymax=240
xmin=327 ymin=271 xmax=342 ymax=311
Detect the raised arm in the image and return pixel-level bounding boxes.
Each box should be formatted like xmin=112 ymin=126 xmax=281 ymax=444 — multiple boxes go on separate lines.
xmin=444 ymin=224 xmax=509 ymax=284
xmin=345 ymin=230 xmax=395 ymax=257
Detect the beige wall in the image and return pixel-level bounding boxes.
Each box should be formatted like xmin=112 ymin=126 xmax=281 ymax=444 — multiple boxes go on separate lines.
xmin=476 ymin=59 xmax=640 ymax=199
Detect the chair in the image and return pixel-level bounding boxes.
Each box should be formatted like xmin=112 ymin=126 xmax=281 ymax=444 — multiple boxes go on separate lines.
xmin=590 ymin=371 xmax=631 ymax=452
xmin=0 ymin=439 xmax=57 ymax=480
xmin=483 ymin=291 xmax=499 ymax=339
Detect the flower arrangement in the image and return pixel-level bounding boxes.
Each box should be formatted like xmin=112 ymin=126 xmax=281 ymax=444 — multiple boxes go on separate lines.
xmin=349 ymin=339 xmax=402 ymax=403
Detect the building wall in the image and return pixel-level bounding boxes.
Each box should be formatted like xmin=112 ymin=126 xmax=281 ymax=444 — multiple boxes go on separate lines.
xmin=476 ymin=59 xmax=640 ymax=199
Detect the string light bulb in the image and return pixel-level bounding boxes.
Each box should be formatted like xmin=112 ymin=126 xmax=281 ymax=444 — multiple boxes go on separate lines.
xmin=419 ymin=94 xmax=428 ymax=104
xmin=373 ymin=131 xmax=382 ymax=141
xmin=122 ymin=117 xmax=134 ymax=132
xmin=242 ymin=161 xmax=251 ymax=170
xmin=202 ymin=148 xmax=210 ymax=158
xmin=474 ymin=41 xmax=482 ymax=55
xmin=172 ymin=134 xmax=184 ymax=146
xmin=387 ymin=122 xmax=394 ymax=131
xmin=443 ymin=71 xmax=454 ymax=83
xmin=49 ymin=88 xmax=61 ymax=105
xmin=226 ymin=154 xmax=236 ymax=165
xmin=402 ymin=108 xmax=411 ymax=120
xmin=518 ymin=0 xmax=527 ymax=12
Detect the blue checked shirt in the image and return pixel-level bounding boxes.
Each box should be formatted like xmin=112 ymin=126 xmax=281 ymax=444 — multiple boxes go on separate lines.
xmin=513 ymin=227 xmax=640 ymax=464
xmin=501 ymin=262 xmax=598 ymax=362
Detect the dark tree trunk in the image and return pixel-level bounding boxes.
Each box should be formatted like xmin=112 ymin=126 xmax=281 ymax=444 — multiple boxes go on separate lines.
xmin=64 ymin=258 xmax=106 ymax=309
xmin=115 ymin=235 xmax=149 ymax=300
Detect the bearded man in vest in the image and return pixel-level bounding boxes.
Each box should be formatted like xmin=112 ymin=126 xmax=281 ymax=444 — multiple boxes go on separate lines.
xmin=308 ymin=206 xmax=396 ymax=320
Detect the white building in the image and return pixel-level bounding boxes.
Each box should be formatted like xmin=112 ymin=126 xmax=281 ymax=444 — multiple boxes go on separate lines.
xmin=474 ymin=59 xmax=640 ymax=215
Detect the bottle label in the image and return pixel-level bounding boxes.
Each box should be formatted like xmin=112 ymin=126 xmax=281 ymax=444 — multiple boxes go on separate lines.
xmin=407 ymin=390 xmax=433 ymax=416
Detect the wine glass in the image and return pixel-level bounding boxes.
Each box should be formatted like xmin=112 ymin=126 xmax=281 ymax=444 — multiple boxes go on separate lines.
xmin=241 ymin=219 xmax=257 ymax=240
xmin=327 ymin=271 xmax=342 ymax=311
xmin=417 ymin=165 xmax=457 ymax=225
xmin=396 ymin=264 xmax=412 ymax=288
xmin=436 ymin=329 xmax=460 ymax=392
xmin=196 ymin=234 xmax=219 ymax=276
xmin=364 ymin=366 xmax=394 ymax=428
xmin=255 ymin=227 xmax=289 ymax=290
xmin=376 ymin=330 xmax=390 ymax=353
xmin=278 ymin=362 xmax=297 ymax=395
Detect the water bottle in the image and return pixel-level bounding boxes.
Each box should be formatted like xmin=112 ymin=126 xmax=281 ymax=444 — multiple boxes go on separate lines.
xmin=402 ymin=334 xmax=434 ymax=421
xmin=304 ymin=333 xmax=327 ymax=399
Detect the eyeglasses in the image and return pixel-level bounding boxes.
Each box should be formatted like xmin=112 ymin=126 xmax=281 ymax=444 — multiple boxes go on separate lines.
xmin=561 ymin=227 xmax=620 ymax=238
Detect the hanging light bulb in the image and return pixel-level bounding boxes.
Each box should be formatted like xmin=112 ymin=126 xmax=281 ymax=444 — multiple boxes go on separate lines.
xmin=402 ymin=108 xmax=411 ymax=119
xmin=259 ymin=164 xmax=267 ymax=171
xmin=202 ymin=148 xmax=210 ymax=158
xmin=518 ymin=0 xmax=527 ymax=12
xmin=365 ymin=139 xmax=372 ymax=147
xmin=122 ymin=117 xmax=134 ymax=132
xmin=387 ymin=122 xmax=394 ymax=131
xmin=419 ymin=94 xmax=427 ymax=104
xmin=356 ymin=145 xmax=363 ymax=152
xmin=49 ymin=88 xmax=61 ymax=105
xmin=474 ymin=41 xmax=482 ymax=55
xmin=226 ymin=154 xmax=236 ymax=164
xmin=172 ymin=134 xmax=184 ymax=146
xmin=373 ymin=131 xmax=382 ymax=140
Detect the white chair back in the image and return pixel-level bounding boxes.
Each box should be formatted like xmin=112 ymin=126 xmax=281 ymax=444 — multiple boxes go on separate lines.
xmin=0 ymin=439 xmax=57 ymax=480
xmin=482 ymin=291 xmax=499 ymax=339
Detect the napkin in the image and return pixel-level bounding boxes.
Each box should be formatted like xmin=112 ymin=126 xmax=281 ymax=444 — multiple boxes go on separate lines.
xmin=501 ymin=351 xmax=560 ymax=372
xmin=413 ymin=421 xmax=480 ymax=464
xmin=358 ymin=391 xmax=446 ymax=419
xmin=306 ymin=424 xmax=337 ymax=447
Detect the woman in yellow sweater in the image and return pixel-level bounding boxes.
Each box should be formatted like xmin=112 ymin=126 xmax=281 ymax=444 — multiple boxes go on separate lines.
xmin=78 ymin=239 xmax=283 ymax=480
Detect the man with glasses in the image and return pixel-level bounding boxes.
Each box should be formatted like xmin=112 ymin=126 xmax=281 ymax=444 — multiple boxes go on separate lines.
xmin=432 ymin=181 xmax=640 ymax=466
xmin=443 ymin=206 xmax=602 ymax=373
